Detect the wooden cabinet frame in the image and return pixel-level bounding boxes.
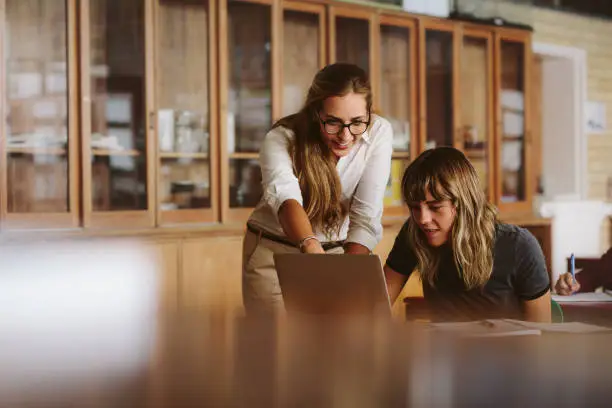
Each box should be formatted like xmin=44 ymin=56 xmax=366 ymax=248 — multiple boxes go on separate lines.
xmin=283 ymin=1 xmax=327 ymax=71
xmin=153 ymin=0 xmax=220 ymax=226
xmin=0 ymin=0 xmax=80 ymax=229
xmin=328 ymin=5 xmax=378 ymax=99
xmin=417 ymin=17 xmax=461 ymax=153
xmin=378 ymin=14 xmax=418 ymax=217
xmin=79 ymin=0 xmax=156 ymax=229
xmin=461 ymin=25 xmax=496 ymax=202
xmin=218 ymin=0 xmax=281 ymax=224
xmin=494 ymin=27 xmax=533 ymax=213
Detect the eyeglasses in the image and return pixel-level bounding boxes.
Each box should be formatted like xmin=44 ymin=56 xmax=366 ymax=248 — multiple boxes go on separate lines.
xmin=317 ymin=112 xmax=370 ymax=136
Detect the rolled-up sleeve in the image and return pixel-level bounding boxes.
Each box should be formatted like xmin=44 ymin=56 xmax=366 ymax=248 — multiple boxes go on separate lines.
xmin=259 ymin=127 xmax=303 ymax=218
xmin=346 ymin=119 xmax=393 ymax=250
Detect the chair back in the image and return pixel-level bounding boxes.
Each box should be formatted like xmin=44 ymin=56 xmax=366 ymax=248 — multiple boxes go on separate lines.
xmin=551 ymin=298 xmax=564 ymax=323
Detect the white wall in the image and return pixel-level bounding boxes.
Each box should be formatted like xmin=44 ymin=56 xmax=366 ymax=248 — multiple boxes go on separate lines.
xmin=541 ymin=57 xmax=578 ymax=199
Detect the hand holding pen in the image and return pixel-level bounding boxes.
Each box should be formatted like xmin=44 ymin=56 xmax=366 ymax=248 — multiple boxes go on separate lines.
xmin=554 ymin=253 xmax=581 ymax=295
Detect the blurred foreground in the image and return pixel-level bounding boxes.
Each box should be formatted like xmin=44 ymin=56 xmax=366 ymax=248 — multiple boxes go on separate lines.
xmin=1 ymin=240 xmax=611 ymax=407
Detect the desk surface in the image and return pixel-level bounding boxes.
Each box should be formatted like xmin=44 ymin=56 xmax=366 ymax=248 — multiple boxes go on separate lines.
xmin=405 ymin=296 xmax=612 ymax=327
xmin=3 ymin=313 xmax=612 ymax=407
xmin=556 ymin=301 xmax=612 ymax=327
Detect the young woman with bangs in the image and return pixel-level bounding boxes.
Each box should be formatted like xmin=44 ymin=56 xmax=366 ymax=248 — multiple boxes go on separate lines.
xmin=242 ymin=63 xmax=393 ymax=315
xmin=384 ymin=147 xmax=552 ymax=322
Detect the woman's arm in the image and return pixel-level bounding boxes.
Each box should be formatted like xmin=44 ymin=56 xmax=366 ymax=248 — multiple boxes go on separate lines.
xmin=514 ymin=229 xmax=552 ymax=322
xmin=345 ymin=118 xmax=393 ymax=253
xmin=260 ymin=129 xmax=323 ymax=253
xmin=279 ymin=199 xmax=324 ymax=254
xmin=521 ymin=291 xmax=552 ymax=323
xmin=384 ymin=264 xmax=409 ymax=304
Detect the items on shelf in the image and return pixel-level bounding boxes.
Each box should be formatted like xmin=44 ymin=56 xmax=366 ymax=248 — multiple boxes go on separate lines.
xmin=169 ymin=180 xmax=210 ymax=210
xmin=389 ymin=118 xmax=411 ymax=151
xmin=90 ymin=133 xmax=126 ymax=151
xmin=158 ymin=109 xmax=209 ymax=154
xmin=384 ymin=160 xmax=405 ymax=207
xmin=6 ymin=133 xmax=67 ymax=149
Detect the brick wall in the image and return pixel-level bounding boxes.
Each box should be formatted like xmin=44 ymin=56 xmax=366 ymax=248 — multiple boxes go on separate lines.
xmin=457 ymin=0 xmax=612 ymax=250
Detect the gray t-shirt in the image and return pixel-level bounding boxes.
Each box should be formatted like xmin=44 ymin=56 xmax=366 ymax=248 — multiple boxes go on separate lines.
xmin=386 ymin=222 xmax=551 ymax=321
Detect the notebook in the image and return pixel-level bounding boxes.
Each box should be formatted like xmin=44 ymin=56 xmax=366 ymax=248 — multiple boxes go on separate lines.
xmin=552 ymin=292 xmax=612 ymax=303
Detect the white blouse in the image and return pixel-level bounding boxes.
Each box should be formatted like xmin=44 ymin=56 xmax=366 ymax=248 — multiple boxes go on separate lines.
xmin=248 ymin=115 xmax=394 ymax=250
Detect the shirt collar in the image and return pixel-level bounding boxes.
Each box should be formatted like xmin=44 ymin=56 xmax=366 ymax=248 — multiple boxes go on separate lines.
xmin=360 ymin=129 xmax=372 ymax=145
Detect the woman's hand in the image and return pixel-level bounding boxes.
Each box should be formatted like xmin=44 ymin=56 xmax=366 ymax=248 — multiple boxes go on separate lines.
xmin=301 ymin=238 xmax=325 ymax=254
xmin=554 ymin=272 xmax=581 ymax=295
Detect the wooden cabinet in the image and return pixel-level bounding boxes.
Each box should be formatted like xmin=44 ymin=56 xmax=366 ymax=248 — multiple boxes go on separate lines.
xmin=282 ymin=2 xmax=326 ymax=116
xmin=495 ymin=29 xmax=533 ymax=213
xmin=80 ymin=0 xmax=156 ymax=229
xmin=0 ymin=1 xmax=542 ymax=232
xmin=419 ymin=20 xmax=459 ymax=151
xmin=329 ymin=6 xmax=376 ymax=77
xmin=155 ymin=0 xmax=218 ymax=225
xmin=0 ymin=0 xmax=79 ymax=229
xmin=460 ymin=29 xmax=494 ymax=200
xmin=379 ymin=15 xmax=417 ymax=216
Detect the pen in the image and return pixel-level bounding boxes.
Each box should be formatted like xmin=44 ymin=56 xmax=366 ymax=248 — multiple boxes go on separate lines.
xmin=570 ymin=253 xmax=576 ymax=283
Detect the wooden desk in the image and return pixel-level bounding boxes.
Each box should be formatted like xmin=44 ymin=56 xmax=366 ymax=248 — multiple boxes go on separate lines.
xmin=406 ymin=295 xmax=612 ymax=328
xmin=556 ymin=301 xmax=612 ymax=327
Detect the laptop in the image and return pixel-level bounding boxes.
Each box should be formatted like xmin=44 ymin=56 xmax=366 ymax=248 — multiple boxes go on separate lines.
xmin=273 ymin=253 xmax=392 ymax=317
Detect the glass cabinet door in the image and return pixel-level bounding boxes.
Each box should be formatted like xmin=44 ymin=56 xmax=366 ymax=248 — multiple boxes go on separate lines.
xmin=379 ymin=18 xmax=415 ymax=213
xmin=332 ymin=8 xmax=371 ymax=73
xmin=2 ymin=0 xmax=77 ymax=228
xmin=461 ymin=33 xmax=493 ymax=199
xmin=282 ymin=4 xmax=324 ymax=117
xmin=226 ymin=0 xmax=271 ymax=216
xmin=156 ymin=0 xmax=214 ymax=224
xmin=423 ymin=27 xmax=455 ymax=150
xmin=498 ymin=37 xmax=529 ymax=208
xmin=85 ymin=0 xmax=152 ymax=226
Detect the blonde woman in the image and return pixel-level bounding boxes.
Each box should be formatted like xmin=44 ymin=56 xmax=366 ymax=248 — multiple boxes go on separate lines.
xmin=243 ymin=63 xmax=393 ymax=315
xmin=384 ymin=147 xmax=551 ymax=322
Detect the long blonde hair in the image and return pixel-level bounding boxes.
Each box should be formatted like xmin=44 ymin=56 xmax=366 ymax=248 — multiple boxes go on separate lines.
xmin=402 ymin=147 xmax=498 ymax=289
xmin=273 ymin=63 xmax=372 ymax=238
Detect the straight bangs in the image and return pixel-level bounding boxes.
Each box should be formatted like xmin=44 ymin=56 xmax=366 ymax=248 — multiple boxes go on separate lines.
xmin=402 ymin=166 xmax=453 ymax=205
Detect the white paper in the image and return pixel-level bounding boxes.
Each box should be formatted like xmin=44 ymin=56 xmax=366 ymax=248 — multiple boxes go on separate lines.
xmin=552 ymin=292 xmax=612 ymax=303
xmin=502 ymin=111 xmax=524 ymax=137
xmin=501 ymin=141 xmax=522 ymax=171
xmin=105 ymin=94 xmax=132 ymax=123
xmin=32 ymin=100 xmax=59 ymax=119
xmin=10 ymin=73 xmax=43 ymax=99
xmin=500 ymin=90 xmax=524 ymax=111
xmin=429 ymin=320 xmax=541 ymax=338
xmin=45 ymin=73 xmax=67 ymax=94
xmin=227 ymin=113 xmax=236 ymax=154
xmin=157 ymin=109 xmax=175 ymax=152
xmin=505 ymin=319 xmax=611 ymax=334
xmin=585 ymin=100 xmax=606 ymax=134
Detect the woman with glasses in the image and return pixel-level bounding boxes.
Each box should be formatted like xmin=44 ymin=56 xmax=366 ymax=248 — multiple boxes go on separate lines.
xmin=242 ymin=63 xmax=393 ymax=315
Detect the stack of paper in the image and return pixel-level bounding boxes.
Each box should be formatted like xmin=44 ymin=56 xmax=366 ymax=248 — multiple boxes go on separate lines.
xmin=428 ymin=320 xmax=541 ymax=338
xmin=427 ymin=318 xmax=612 ymax=338
xmin=552 ymin=292 xmax=612 ymax=303
xmin=504 ymin=319 xmax=612 ymax=334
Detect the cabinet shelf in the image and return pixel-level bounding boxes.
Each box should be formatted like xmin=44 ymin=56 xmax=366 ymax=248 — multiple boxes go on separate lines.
xmin=392 ymin=151 xmax=411 ymax=159
xmin=92 ymin=149 xmax=141 ymax=157
xmin=464 ymin=148 xmax=487 ymax=158
xmin=160 ymin=152 xmax=209 ymax=160
xmin=501 ymin=135 xmax=524 ymax=142
xmin=229 ymin=152 xmax=259 ymax=160
xmin=7 ymin=146 xmax=66 ymax=155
